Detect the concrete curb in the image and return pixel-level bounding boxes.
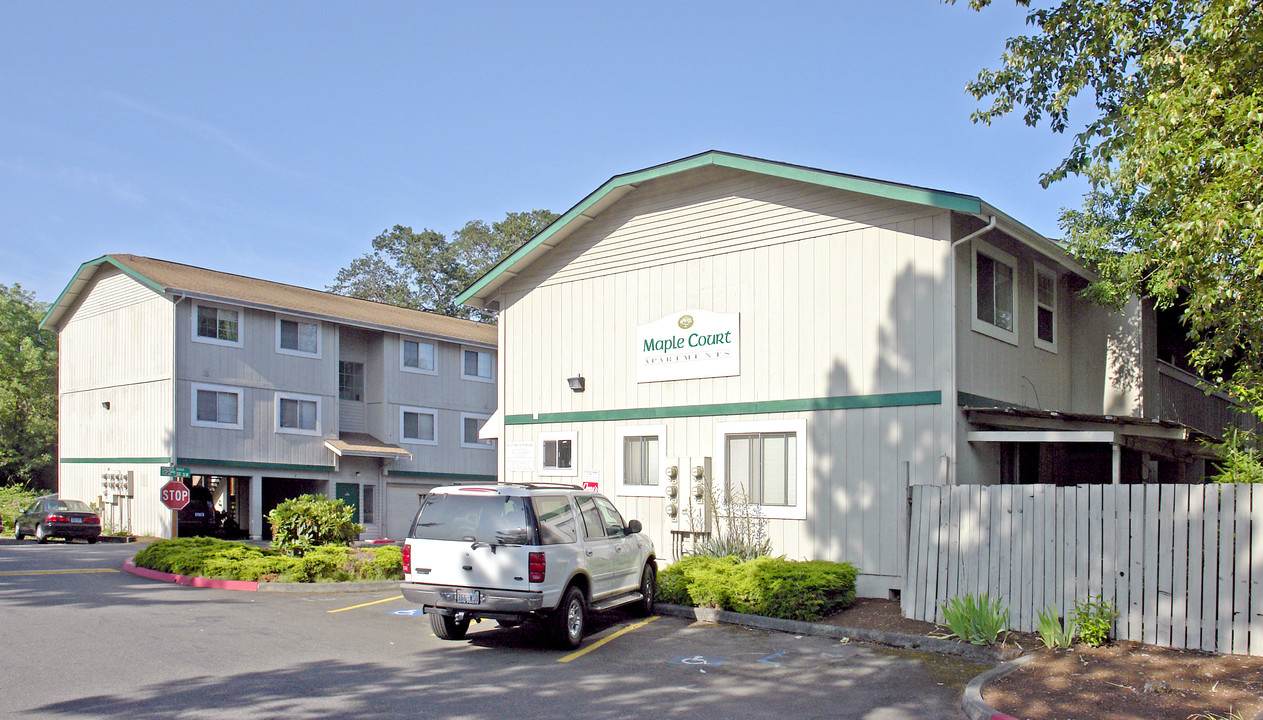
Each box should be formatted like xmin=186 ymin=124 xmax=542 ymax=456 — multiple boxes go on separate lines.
xmin=655 ymin=603 xmax=1013 ymax=665
xmin=961 ymin=653 xmax=1037 ymax=720
xmin=121 ymin=559 xmax=400 ymax=593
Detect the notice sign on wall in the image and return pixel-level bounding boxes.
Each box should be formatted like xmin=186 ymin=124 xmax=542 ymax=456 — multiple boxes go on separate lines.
xmin=637 ymin=309 xmax=740 ymax=383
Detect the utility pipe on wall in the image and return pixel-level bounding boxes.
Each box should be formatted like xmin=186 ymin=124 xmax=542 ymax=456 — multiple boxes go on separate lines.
xmin=946 ymin=214 xmax=996 ymax=485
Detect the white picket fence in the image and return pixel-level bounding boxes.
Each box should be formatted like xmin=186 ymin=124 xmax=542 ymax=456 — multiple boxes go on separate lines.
xmin=903 ymin=483 xmax=1263 ymax=656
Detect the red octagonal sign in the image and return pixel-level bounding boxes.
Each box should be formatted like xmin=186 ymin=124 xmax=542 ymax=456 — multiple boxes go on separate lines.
xmin=159 ymin=480 xmax=191 ymax=511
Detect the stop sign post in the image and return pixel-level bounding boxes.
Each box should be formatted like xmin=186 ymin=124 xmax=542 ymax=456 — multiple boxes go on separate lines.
xmin=160 ymin=480 xmax=191 ymax=539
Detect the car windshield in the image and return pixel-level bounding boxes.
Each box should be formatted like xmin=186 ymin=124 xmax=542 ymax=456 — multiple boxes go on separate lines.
xmin=412 ymin=493 xmax=532 ymax=544
xmin=50 ymin=500 xmax=92 ymax=512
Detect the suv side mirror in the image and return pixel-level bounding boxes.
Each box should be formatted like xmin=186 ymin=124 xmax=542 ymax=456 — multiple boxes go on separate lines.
xmin=626 ymin=519 xmax=642 ymax=535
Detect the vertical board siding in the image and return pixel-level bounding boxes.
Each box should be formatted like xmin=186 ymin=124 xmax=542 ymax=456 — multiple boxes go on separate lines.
xmin=906 ymin=484 xmax=1263 ymax=656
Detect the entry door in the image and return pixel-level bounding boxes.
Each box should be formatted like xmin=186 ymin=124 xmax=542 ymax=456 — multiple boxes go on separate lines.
xmin=335 ymin=483 xmax=360 ymax=523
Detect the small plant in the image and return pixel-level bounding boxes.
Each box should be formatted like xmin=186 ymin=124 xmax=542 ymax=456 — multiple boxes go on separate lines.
xmin=1035 ymin=605 xmax=1078 ymax=649
xmin=267 ymin=494 xmax=364 ymax=557
xmin=1071 ymin=595 xmax=1117 ymax=647
xmin=939 ymin=592 xmax=1010 ymax=646
xmin=687 ymin=485 xmax=773 ymax=561
xmin=1188 ymin=711 xmax=1244 ymax=720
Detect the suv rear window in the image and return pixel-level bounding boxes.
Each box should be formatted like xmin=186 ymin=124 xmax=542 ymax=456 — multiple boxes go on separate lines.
xmin=411 ymin=493 xmax=535 ymax=545
xmin=532 ymin=495 xmax=578 ymax=545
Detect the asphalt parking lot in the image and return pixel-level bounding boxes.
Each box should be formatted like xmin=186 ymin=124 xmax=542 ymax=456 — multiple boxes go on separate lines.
xmin=0 ymin=538 xmax=978 ymax=719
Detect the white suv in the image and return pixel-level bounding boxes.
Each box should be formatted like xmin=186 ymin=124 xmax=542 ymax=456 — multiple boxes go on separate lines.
xmin=400 ymin=483 xmax=657 ymax=649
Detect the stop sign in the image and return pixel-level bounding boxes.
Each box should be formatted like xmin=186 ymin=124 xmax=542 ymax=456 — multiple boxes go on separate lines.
xmin=160 ymin=480 xmax=191 ymax=510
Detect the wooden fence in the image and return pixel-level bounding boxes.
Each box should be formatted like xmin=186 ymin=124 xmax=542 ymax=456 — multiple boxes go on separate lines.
xmin=902 ymin=483 xmax=1263 ymax=656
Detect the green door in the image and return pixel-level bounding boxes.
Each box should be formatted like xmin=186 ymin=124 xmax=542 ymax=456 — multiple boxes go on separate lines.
xmin=335 ymin=483 xmax=360 ymax=523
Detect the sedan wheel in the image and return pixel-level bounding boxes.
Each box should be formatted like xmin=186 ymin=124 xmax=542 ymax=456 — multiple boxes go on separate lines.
xmin=15 ymin=524 xmax=24 ymax=541
xmin=34 ymin=523 xmax=48 ymax=544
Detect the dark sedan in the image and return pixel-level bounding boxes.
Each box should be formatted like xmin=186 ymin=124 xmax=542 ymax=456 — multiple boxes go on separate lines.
xmin=15 ymin=496 xmax=101 ymax=543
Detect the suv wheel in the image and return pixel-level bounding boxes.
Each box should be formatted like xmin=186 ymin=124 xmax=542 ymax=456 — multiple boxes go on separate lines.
xmin=430 ymin=612 xmax=470 ymax=641
xmin=550 ymin=585 xmax=587 ymax=650
xmin=631 ymin=563 xmax=656 ymax=617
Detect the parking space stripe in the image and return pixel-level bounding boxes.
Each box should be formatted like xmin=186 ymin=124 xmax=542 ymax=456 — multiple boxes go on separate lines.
xmin=327 ymin=594 xmax=404 ymax=613
xmin=558 ymin=616 xmax=660 ymax=663
xmin=0 ymin=568 xmax=119 ymax=576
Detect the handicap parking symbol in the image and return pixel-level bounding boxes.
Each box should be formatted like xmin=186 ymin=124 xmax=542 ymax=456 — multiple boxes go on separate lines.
xmin=386 ymin=608 xmax=426 ymax=617
xmin=670 ymin=655 xmax=726 ymax=667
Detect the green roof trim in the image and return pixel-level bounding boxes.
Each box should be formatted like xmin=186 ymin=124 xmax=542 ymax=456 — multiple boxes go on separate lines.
xmin=177 ymin=458 xmax=336 ymax=473
xmin=384 ymin=470 xmax=498 ymax=481
xmin=40 ymin=255 xmax=168 ymax=331
xmin=505 ymin=390 xmax=941 ymax=425
xmin=60 ymin=457 xmax=171 ymax=464
xmin=456 ymin=151 xmax=983 ymax=306
xmin=957 ymin=391 xmax=1033 ymax=410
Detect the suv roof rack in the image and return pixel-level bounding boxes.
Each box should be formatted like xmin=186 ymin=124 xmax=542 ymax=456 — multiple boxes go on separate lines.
xmin=497 ymin=482 xmax=584 ymax=491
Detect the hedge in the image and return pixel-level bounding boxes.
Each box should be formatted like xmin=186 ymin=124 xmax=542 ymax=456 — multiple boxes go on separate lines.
xmin=657 ymin=555 xmax=858 ymax=622
xmin=132 ymin=538 xmax=402 ymax=583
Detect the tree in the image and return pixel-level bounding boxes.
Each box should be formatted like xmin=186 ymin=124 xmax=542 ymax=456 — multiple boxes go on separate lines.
xmin=954 ymin=0 xmax=1263 ymax=418
xmin=0 ymin=284 xmax=57 ymax=487
xmin=329 ymin=209 xmax=558 ymax=322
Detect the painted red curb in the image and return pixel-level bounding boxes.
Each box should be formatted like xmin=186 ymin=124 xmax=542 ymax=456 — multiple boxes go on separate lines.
xmin=122 ymin=559 xmax=259 ymax=592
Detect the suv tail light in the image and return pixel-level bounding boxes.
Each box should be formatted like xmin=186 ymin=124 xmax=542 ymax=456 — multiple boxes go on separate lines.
xmin=528 ymin=551 xmax=546 ymax=584
xmin=401 ymin=544 xmax=411 ymax=575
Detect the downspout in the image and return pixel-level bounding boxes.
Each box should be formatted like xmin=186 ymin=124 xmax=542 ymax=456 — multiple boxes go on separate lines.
xmin=946 ymin=214 xmax=996 ymax=485
xmin=170 ymin=294 xmax=185 ymax=538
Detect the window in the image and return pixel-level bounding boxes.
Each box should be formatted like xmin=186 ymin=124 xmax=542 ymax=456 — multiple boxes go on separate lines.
xmin=339 ymin=361 xmax=364 ymax=401
xmin=971 ymin=242 xmax=1018 ymax=345
xmin=615 ymin=425 xmax=665 ymax=497
xmin=1034 ymin=264 xmax=1058 ymax=353
xmin=401 ymin=406 xmax=438 ymax=445
xmin=191 ymin=383 xmax=242 ymax=429
xmin=276 ymin=392 xmax=320 ymax=435
xmin=461 ymin=413 xmax=494 ymax=449
xmin=539 ymin=431 xmax=577 ymax=477
xmin=462 ymin=348 xmax=494 ymax=382
xmin=401 ymin=339 xmax=436 ymax=374
xmin=594 ymin=496 xmax=629 ymax=537
xmin=362 ymin=485 xmax=375 ymax=524
xmin=716 ymin=419 xmax=807 ymax=520
xmin=576 ymin=496 xmax=605 ymax=540
xmin=533 ymin=495 xmax=578 ymax=545
xmin=276 ymin=317 xmax=320 ymax=357
xmin=193 ymin=304 xmax=241 ymax=347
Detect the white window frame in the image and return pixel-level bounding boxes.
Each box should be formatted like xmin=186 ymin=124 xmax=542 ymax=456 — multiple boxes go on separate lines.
xmin=461 ymin=347 xmax=495 ymax=383
xmin=400 ymin=406 xmax=439 ymax=446
xmin=275 ymin=315 xmax=321 ymax=358
xmin=715 ymin=418 xmax=807 ymax=520
xmin=191 ymin=382 xmax=243 ymax=430
xmin=1033 ymin=263 xmax=1058 ymax=354
xmin=275 ymin=392 xmax=321 ymax=436
xmin=400 ymin=337 xmax=437 ymax=375
xmin=615 ymin=424 xmax=666 ymax=497
xmin=460 ymin=412 xmax=495 ymax=450
xmin=970 ymin=240 xmax=1019 ymax=346
xmin=192 ymin=302 xmax=243 ymax=348
xmin=538 ymin=431 xmax=577 ymax=477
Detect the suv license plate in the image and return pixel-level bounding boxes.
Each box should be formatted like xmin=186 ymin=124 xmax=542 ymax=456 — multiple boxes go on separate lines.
xmin=452 ymin=590 xmax=480 ymax=604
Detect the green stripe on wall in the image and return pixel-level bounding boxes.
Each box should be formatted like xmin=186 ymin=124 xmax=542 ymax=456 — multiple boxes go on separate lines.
xmin=506 ymin=390 xmax=941 ymax=425
xmin=60 ymin=457 xmax=170 ymax=464
xmin=177 ymin=458 xmax=336 ymax=473
xmin=385 ymin=471 xmax=498 ymax=481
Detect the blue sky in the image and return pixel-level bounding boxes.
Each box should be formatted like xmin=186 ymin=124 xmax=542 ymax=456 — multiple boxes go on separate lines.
xmin=1 ymin=1 xmax=1091 ymax=304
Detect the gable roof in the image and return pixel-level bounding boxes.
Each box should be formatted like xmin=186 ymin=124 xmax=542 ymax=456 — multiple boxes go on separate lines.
xmin=41 ymin=254 xmax=497 ymax=347
xmin=456 ymin=150 xmax=1087 ymax=309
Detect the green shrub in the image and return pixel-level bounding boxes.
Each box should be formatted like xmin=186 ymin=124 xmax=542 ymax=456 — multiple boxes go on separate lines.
xmin=656 ymin=555 xmax=858 ymax=622
xmin=0 ymin=482 xmax=39 ymax=531
xmin=267 ymin=494 xmax=364 ymax=557
xmin=1035 ymin=605 xmax=1078 ymax=650
xmin=131 ymin=538 xmax=400 ymax=583
xmin=940 ymin=593 xmax=1010 ymax=646
xmin=1071 ymin=595 xmax=1117 ymax=647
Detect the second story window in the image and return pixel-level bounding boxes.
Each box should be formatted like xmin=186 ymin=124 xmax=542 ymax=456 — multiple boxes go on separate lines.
xmin=191 ymin=383 xmax=242 ymax=429
xmin=462 ymin=348 xmax=494 ymax=382
xmin=401 ymin=407 xmax=438 ymax=445
xmin=277 ymin=317 xmax=320 ymax=357
xmin=401 ymin=339 xmax=436 ymax=374
xmin=339 ymin=361 xmax=364 ymax=401
xmin=971 ymin=241 xmax=1018 ymax=346
xmin=1034 ymin=264 xmax=1058 ymax=353
xmin=194 ymin=304 xmax=241 ymax=346
xmin=276 ymin=393 xmax=320 ymax=435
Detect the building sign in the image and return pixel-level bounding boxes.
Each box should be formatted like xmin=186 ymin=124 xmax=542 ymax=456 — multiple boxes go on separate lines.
xmin=506 ymin=442 xmax=534 ymax=472
xmin=637 ymin=309 xmax=740 ymax=383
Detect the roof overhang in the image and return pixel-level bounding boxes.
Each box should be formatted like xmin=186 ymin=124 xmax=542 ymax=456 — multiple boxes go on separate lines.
xmin=457 ymin=150 xmax=987 ymax=309
xmin=40 ymin=256 xmax=165 ymax=331
xmin=964 ymin=406 xmax=1217 ymax=459
xmin=324 ymin=433 xmax=412 ymax=461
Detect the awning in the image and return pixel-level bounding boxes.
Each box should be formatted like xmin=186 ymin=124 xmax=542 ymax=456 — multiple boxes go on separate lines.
xmin=324 ymin=432 xmax=412 ymax=461
xmin=963 ymin=406 xmax=1216 ymax=460
xmin=478 ymin=408 xmax=503 ymax=440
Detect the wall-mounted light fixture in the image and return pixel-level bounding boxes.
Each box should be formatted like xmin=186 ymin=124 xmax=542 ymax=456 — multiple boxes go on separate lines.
xmin=567 ymin=375 xmax=585 ymax=392
xmin=101 ymin=401 xmax=111 ymax=410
